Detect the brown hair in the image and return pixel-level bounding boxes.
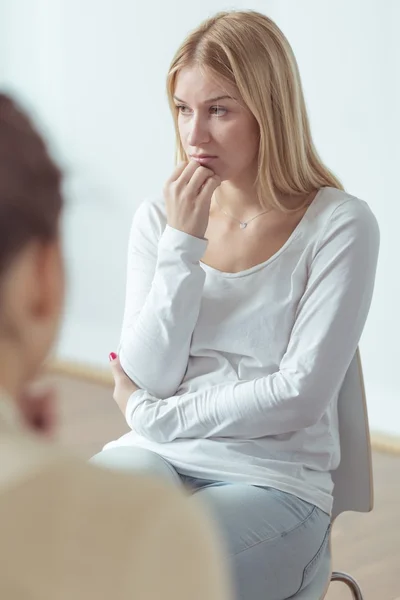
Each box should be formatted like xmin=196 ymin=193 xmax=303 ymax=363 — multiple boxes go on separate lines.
xmin=166 ymin=10 xmax=343 ymax=211
xmin=0 ymin=93 xmax=63 ymax=278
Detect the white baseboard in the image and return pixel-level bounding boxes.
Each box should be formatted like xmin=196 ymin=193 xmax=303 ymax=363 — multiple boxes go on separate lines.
xmin=47 ymin=358 xmax=400 ymax=456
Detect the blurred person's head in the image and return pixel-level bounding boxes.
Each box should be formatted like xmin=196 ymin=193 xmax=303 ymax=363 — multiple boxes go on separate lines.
xmin=0 ymin=94 xmax=64 ymax=402
xmin=166 ymin=10 xmax=343 ymax=209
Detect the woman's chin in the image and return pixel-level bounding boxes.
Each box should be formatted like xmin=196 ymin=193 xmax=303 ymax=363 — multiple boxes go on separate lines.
xmin=217 ymin=172 xmax=232 ymax=184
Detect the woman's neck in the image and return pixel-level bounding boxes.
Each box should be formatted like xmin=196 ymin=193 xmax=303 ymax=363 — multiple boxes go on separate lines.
xmin=214 ymin=180 xmax=317 ymax=221
xmin=214 ymin=180 xmax=263 ymax=221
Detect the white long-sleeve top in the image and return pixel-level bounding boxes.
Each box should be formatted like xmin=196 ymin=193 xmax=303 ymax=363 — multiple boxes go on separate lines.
xmin=105 ymin=187 xmax=380 ymax=515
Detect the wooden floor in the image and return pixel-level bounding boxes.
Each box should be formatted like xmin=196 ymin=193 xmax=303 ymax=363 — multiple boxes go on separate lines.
xmin=52 ymin=372 xmax=400 ymax=600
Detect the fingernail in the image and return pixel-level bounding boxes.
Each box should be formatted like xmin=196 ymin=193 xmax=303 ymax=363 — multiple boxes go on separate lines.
xmin=109 ymin=352 xmax=117 ymax=361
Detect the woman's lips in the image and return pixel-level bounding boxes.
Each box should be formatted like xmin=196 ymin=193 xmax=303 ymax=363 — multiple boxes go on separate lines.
xmin=190 ymin=155 xmax=218 ymax=166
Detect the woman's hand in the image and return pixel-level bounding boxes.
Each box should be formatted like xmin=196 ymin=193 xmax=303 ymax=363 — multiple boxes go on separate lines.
xmin=109 ymin=352 xmax=139 ymax=415
xmin=164 ymin=160 xmax=221 ymax=239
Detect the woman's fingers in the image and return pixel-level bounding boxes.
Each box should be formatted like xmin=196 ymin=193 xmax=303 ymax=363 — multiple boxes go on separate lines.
xmin=175 ymin=160 xmax=202 ymax=188
xmin=109 ymin=352 xmax=133 ymax=386
xmin=109 ymin=352 xmax=124 ymax=379
xmin=109 ymin=352 xmax=139 ymax=390
xmin=185 ymin=165 xmax=215 ymax=197
xmin=165 ymin=161 xmax=188 ymax=185
xmin=164 ymin=159 xmax=219 ymax=238
xmin=197 ymin=175 xmax=221 ymax=204
xmin=109 ymin=352 xmax=140 ymax=414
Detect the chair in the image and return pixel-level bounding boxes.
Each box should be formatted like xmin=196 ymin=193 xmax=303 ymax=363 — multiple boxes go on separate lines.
xmin=290 ymin=349 xmax=374 ymax=599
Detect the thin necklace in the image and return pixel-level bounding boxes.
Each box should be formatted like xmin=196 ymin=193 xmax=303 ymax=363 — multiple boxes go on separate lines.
xmin=215 ymin=196 xmax=272 ymax=229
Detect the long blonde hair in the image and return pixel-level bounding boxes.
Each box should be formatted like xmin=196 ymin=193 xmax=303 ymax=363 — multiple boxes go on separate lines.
xmin=166 ymin=10 xmax=343 ymax=211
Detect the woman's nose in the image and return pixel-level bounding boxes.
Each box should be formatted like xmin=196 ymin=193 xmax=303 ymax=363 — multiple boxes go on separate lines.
xmin=187 ymin=115 xmax=211 ymax=147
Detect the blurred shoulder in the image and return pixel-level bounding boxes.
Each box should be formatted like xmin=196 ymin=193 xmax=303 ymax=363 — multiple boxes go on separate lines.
xmin=0 ymin=449 xmax=230 ymax=599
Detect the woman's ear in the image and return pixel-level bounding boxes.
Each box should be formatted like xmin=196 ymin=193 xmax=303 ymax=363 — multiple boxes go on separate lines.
xmin=1 ymin=238 xmax=65 ymax=377
xmin=32 ymin=239 xmax=65 ymax=323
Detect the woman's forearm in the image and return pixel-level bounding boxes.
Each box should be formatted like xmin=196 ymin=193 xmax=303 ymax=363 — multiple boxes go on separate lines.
xmin=119 ymin=224 xmax=207 ymax=398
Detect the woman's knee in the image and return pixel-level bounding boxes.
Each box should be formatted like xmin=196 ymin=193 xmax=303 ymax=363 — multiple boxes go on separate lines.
xmin=90 ymin=446 xmax=182 ymax=486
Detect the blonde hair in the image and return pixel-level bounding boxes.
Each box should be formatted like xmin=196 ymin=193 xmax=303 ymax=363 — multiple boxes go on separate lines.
xmin=166 ymin=10 xmax=343 ymax=211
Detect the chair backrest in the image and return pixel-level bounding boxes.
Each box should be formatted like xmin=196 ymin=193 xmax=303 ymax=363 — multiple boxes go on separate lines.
xmin=331 ymin=349 xmax=374 ymax=520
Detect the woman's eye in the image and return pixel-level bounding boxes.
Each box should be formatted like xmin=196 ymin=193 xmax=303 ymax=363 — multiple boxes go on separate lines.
xmin=210 ymin=106 xmax=227 ymax=117
xmin=175 ymin=104 xmax=227 ymax=117
xmin=176 ymin=104 xmax=191 ymax=115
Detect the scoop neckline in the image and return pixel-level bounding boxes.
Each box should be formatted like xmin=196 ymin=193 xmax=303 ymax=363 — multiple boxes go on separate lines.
xmin=200 ymin=187 xmax=325 ymax=278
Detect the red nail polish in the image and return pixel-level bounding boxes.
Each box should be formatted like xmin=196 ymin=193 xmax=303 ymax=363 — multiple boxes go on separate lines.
xmin=109 ymin=352 xmax=117 ymax=361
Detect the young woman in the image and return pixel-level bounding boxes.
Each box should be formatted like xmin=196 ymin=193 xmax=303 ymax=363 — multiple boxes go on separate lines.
xmin=93 ymin=10 xmax=379 ymax=599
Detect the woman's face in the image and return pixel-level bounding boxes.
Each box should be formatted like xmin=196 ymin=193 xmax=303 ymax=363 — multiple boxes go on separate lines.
xmin=174 ymin=65 xmax=260 ymax=182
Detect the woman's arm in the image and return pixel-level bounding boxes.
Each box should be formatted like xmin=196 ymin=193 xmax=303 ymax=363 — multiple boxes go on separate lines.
xmin=125 ymin=199 xmax=380 ymax=441
xmin=119 ymin=162 xmax=221 ymax=399
xmin=118 ymin=201 xmax=208 ymax=399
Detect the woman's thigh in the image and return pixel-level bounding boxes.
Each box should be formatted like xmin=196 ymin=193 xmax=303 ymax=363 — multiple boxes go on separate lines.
xmin=90 ymin=446 xmax=183 ymax=487
xmin=190 ymin=482 xmax=331 ymax=600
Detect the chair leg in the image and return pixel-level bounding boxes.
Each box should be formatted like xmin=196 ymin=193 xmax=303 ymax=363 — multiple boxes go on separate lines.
xmin=331 ymin=571 xmax=364 ymax=600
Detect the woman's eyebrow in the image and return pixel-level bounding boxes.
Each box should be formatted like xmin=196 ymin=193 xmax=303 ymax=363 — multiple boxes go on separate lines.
xmin=173 ymin=94 xmax=236 ymax=103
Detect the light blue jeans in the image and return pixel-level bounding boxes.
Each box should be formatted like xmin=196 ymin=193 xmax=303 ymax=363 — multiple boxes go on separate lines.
xmin=91 ymin=447 xmax=331 ymax=600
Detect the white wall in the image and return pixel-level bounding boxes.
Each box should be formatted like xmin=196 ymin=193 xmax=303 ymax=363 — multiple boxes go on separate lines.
xmin=267 ymin=2 xmax=399 ymax=437
xmin=1 ymin=0 xmax=398 ymax=435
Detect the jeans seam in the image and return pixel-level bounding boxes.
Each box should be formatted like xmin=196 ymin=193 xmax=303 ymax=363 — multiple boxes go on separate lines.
xmin=293 ymin=522 xmax=332 ymax=596
xmin=232 ymin=505 xmax=317 ymax=557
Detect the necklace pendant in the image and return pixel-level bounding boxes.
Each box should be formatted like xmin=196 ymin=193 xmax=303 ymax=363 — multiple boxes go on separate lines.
xmin=240 ymin=222 xmax=247 ymax=229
